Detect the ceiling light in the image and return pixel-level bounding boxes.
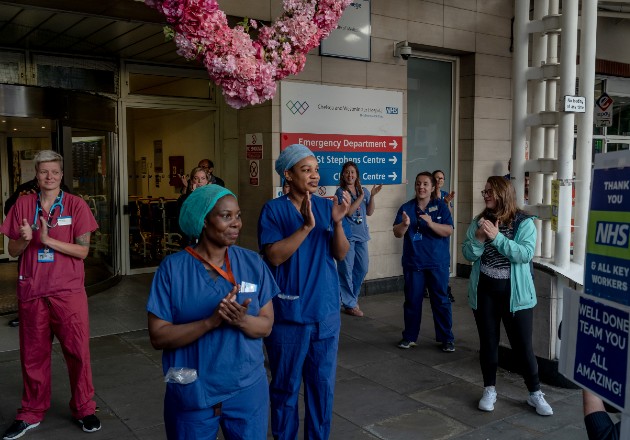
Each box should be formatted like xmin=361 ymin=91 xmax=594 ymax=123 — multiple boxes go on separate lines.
xmin=41 ymin=126 xmax=46 ymax=129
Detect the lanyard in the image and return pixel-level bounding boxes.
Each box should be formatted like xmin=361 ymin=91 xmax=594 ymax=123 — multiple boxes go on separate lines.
xmin=415 ymin=201 xmax=429 ymax=233
xmin=347 ymin=189 xmax=363 ymax=224
xmin=32 ymin=191 xmax=64 ymax=230
xmin=185 ymin=246 xmax=236 ymax=286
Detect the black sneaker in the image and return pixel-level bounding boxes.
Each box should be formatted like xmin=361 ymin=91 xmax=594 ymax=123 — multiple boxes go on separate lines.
xmin=397 ymin=339 xmax=417 ymax=349
xmin=448 ymin=292 xmax=455 ymax=302
xmin=2 ymin=420 xmax=40 ymax=439
xmin=8 ymin=318 xmax=19 ymax=327
xmin=441 ymin=341 xmax=455 ymax=352
xmin=76 ymin=414 xmax=101 ymax=433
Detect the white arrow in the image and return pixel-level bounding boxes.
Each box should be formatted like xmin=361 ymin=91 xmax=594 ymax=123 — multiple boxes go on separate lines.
xmin=389 ymin=140 xmax=398 ymax=149
xmin=388 ymin=172 xmax=397 ymax=180
xmin=388 ymin=156 xmax=398 ymax=165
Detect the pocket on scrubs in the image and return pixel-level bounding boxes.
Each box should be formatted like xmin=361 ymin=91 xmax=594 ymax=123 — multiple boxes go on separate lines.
xmin=273 ymin=294 xmax=302 ymax=322
xmin=166 ymin=378 xmax=208 ymax=410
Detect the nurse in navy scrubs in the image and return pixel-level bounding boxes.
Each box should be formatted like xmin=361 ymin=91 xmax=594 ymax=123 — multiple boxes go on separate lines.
xmin=147 ymin=185 xmax=279 ymax=440
xmin=393 ymin=171 xmax=455 ymax=352
xmin=258 ymin=144 xmax=350 ymax=440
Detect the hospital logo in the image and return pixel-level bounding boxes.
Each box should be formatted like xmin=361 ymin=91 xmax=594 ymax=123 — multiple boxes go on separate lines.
xmin=286 ymin=100 xmax=310 ymax=115
xmin=386 ymin=107 xmax=399 ymax=114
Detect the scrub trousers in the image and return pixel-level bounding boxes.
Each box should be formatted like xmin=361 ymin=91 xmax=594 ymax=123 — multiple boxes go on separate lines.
xmin=402 ymin=266 xmax=454 ymax=343
xmin=338 ymin=240 xmax=369 ymax=309
xmin=164 ymin=374 xmax=269 ymax=440
xmin=265 ymin=314 xmax=340 ymax=440
xmin=17 ymin=293 xmax=96 ymax=424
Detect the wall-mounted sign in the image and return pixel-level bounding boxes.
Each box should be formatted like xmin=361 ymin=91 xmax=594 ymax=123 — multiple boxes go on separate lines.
xmin=320 ymin=0 xmax=371 ymax=61
xmin=246 ymin=133 xmax=263 ymax=160
xmin=249 ymin=160 xmax=259 ymax=186
xmin=595 ymin=92 xmax=614 ymax=127
xmin=280 ymin=82 xmax=402 ymax=186
xmin=564 ymin=95 xmax=586 ymax=113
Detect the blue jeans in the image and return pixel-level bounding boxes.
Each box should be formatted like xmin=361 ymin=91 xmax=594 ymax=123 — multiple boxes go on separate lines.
xmin=402 ymin=266 xmax=454 ymax=343
xmin=338 ymin=241 xmax=369 ymax=309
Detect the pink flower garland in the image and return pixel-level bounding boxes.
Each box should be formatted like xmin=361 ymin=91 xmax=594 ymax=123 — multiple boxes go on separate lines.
xmin=145 ymin=0 xmax=351 ymax=108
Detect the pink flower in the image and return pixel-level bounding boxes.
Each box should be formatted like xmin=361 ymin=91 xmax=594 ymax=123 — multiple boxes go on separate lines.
xmin=145 ymin=0 xmax=351 ymax=108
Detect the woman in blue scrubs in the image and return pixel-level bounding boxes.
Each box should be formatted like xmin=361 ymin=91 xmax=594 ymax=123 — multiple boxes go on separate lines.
xmin=258 ymin=144 xmax=350 ymax=440
xmin=147 ymin=185 xmax=279 ymax=440
xmin=393 ymin=171 xmax=455 ymax=352
xmin=336 ymin=161 xmax=382 ymax=317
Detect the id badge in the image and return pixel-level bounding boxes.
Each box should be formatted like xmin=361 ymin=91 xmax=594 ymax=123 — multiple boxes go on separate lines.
xmin=58 ymin=216 xmax=72 ymax=226
xmin=37 ymin=249 xmax=55 ymax=263
xmin=412 ymin=232 xmax=423 ymax=241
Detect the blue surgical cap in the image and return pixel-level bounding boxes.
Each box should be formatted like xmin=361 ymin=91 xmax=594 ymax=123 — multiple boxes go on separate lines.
xmin=179 ymin=184 xmax=236 ymax=238
xmin=275 ymin=144 xmax=315 ymax=177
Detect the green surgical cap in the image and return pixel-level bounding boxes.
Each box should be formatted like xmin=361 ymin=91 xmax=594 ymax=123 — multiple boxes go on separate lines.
xmin=179 ymin=184 xmax=236 ymax=238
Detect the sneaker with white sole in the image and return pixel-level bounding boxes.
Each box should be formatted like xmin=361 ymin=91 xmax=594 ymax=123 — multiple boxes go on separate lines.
xmin=397 ymin=339 xmax=417 ymax=349
xmin=75 ymin=414 xmax=101 ymax=433
xmin=478 ymin=386 xmax=497 ymax=412
xmin=2 ymin=420 xmax=40 ymax=440
xmin=527 ymin=390 xmax=553 ymax=416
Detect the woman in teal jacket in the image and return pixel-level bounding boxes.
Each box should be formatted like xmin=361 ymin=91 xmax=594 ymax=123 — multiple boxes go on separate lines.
xmin=462 ymin=176 xmax=553 ymax=417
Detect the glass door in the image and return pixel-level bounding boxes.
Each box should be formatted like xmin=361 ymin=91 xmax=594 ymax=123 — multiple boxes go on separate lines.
xmin=123 ymin=106 xmax=216 ymax=273
xmin=406 ymin=55 xmax=458 ymax=273
xmin=0 ymin=116 xmax=55 ymax=313
xmin=62 ymin=128 xmax=117 ymax=285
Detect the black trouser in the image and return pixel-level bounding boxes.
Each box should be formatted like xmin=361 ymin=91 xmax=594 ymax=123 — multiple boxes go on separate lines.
xmin=473 ymin=273 xmax=540 ymax=392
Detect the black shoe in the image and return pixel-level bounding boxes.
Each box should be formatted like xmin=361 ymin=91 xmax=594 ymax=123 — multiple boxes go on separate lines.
xmin=8 ymin=318 xmax=19 ymax=327
xmin=448 ymin=292 xmax=455 ymax=302
xmin=2 ymin=420 xmax=40 ymax=439
xmin=397 ymin=339 xmax=417 ymax=349
xmin=441 ymin=341 xmax=455 ymax=352
xmin=75 ymin=414 xmax=101 ymax=433
xmin=423 ymin=289 xmax=430 ymax=298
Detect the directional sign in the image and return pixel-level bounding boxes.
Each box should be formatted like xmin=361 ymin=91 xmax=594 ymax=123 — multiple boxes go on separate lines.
xmin=282 ymin=133 xmax=400 ymax=152
xmin=313 ymin=151 xmax=402 ymax=185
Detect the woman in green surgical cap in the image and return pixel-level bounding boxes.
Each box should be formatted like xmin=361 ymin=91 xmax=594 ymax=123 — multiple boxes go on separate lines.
xmin=147 ymin=185 xmax=279 ymax=440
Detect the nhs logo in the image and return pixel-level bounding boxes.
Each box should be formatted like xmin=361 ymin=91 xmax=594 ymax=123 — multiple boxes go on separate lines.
xmin=386 ymin=107 xmax=399 ymax=114
xmin=595 ymin=221 xmax=629 ymax=248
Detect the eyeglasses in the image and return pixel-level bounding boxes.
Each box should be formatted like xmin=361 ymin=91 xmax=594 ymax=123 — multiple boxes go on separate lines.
xmin=481 ymin=189 xmax=493 ymax=197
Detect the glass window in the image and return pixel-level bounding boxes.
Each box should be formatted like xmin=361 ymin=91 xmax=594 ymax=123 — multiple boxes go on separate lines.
xmin=128 ymin=73 xmax=213 ymax=99
xmin=406 ymin=57 xmax=453 ymax=201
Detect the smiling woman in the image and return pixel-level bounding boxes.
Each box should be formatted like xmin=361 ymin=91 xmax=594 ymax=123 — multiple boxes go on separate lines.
xmin=147 ymin=184 xmax=280 ymax=440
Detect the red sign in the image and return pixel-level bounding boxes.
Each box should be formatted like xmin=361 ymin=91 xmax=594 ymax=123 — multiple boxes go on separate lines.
xmin=246 ymin=145 xmax=263 ymax=160
xmin=281 ymin=133 xmax=401 ymax=153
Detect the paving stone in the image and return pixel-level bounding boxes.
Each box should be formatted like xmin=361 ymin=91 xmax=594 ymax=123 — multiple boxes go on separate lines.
xmin=365 ymin=407 xmax=471 ymax=440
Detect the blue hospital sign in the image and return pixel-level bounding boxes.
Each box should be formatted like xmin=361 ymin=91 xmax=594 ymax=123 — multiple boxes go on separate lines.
xmin=574 ymin=297 xmax=629 ymax=408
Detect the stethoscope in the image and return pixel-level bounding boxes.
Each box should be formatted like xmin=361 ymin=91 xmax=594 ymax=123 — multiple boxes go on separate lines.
xmin=31 ymin=191 xmax=64 ymax=231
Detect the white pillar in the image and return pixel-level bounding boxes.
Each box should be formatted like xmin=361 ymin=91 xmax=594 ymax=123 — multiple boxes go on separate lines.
xmin=542 ymin=0 xmax=559 ymax=259
xmin=554 ymin=0 xmax=578 ymax=269
xmin=573 ymin=0 xmax=598 ymax=265
xmin=531 ymin=0 xmax=549 ymax=257
xmin=511 ymin=0 xmax=530 ymax=208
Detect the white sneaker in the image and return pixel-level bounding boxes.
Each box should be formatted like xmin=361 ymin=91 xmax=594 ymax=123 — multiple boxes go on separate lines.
xmin=478 ymin=386 xmax=497 ymax=412
xmin=527 ymin=390 xmax=553 ymax=416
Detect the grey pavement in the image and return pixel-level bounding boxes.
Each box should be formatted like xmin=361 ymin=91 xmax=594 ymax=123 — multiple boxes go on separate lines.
xmin=0 ymin=275 xmax=601 ymax=439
